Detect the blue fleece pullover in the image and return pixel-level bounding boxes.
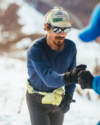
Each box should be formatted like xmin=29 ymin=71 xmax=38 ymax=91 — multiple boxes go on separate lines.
xmin=79 ymin=4 xmax=100 ymax=42
xmin=27 ymin=36 xmax=76 ymax=95
xmin=92 ymin=76 xmax=100 ymax=95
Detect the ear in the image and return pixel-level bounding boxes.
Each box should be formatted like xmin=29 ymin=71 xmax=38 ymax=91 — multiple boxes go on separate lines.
xmin=44 ymin=23 xmax=47 ymax=28
xmin=44 ymin=23 xmax=50 ymax=31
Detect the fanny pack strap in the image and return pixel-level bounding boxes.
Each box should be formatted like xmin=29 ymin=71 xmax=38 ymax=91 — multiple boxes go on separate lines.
xmin=26 ymin=80 xmax=64 ymax=106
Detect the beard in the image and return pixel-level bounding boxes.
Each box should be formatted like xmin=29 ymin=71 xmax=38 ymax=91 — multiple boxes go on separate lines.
xmin=53 ymin=36 xmax=65 ymax=51
xmin=55 ymin=36 xmax=65 ymax=41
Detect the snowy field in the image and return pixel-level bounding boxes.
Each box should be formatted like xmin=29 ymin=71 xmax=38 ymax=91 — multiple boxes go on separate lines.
xmin=0 ymin=0 xmax=100 ymax=125
xmin=0 ymin=56 xmax=100 ymax=125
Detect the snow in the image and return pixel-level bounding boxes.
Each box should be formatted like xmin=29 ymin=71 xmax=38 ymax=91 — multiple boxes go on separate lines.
xmin=0 ymin=56 xmax=100 ymax=125
xmin=64 ymin=92 xmax=100 ymax=125
xmin=0 ymin=56 xmax=30 ymax=125
xmin=16 ymin=38 xmax=32 ymax=49
xmin=17 ymin=1 xmax=46 ymax=34
xmin=1 ymin=0 xmax=46 ymax=35
xmin=0 ymin=0 xmax=23 ymax=10
xmin=0 ymin=0 xmax=100 ymax=125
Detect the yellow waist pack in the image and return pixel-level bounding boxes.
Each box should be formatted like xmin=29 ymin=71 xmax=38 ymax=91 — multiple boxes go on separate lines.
xmin=26 ymin=80 xmax=64 ymax=106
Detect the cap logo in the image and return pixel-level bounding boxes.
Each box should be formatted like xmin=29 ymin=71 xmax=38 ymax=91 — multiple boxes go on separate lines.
xmin=53 ymin=18 xmax=63 ymax=22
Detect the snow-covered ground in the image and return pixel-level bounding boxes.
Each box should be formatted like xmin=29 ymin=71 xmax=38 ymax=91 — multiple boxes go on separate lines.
xmin=0 ymin=56 xmax=30 ymax=125
xmin=0 ymin=56 xmax=100 ymax=125
xmin=0 ymin=0 xmax=100 ymax=125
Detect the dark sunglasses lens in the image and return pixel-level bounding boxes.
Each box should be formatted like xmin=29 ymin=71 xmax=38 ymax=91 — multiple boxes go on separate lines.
xmin=56 ymin=29 xmax=62 ymax=33
xmin=64 ymin=28 xmax=71 ymax=33
xmin=51 ymin=25 xmax=71 ymax=33
xmin=53 ymin=28 xmax=58 ymax=32
xmin=53 ymin=28 xmax=62 ymax=33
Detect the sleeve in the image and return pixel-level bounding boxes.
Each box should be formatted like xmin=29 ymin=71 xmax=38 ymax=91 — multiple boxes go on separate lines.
xmin=29 ymin=45 xmax=67 ymax=88
xmin=65 ymin=46 xmax=77 ymax=95
xmin=97 ymin=121 xmax=100 ymax=125
xmin=92 ymin=76 xmax=100 ymax=95
xmin=89 ymin=4 xmax=100 ymax=27
xmin=78 ymin=4 xmax=100 ymax=42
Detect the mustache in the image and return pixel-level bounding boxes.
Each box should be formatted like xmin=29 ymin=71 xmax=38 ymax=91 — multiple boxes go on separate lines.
xmin=55 ymin=37 xmax=65 ymax=39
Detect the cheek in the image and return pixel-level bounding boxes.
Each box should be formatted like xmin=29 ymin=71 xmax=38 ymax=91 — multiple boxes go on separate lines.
xmin=64 ymin=33 xmax=68 ymax=37
xmin=51 ymin=32 xmax=57 ymax=38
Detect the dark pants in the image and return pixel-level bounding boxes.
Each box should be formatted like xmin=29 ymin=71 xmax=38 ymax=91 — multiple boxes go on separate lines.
xmin=26 ymin=91 xmax=64 ymax=125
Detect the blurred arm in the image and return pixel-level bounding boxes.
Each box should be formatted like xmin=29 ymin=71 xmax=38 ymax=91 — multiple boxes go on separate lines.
xmin=92 ymin=76 xmax=100 ymax=95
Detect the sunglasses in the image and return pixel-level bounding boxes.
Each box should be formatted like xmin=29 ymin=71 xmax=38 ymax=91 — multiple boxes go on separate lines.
xmin=48 ymin=24 xmax=71 ymax=33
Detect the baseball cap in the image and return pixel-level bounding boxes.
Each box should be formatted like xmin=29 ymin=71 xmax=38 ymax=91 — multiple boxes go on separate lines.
xmin=45 ymin=6 xmax=71 ymax=28
xmin=79 ymin=4 xmax=100 ymax=42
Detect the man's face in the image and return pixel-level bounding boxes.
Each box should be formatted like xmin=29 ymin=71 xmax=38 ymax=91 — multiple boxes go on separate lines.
xmin=45 ymin=24 xmax=69 ymax=51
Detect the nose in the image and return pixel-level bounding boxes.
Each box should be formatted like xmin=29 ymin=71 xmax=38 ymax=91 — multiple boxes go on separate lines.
xmin=59 ymin=30 xmax=65 ymax=35
xmin=59 ymin=31 xmax=67 ymax=36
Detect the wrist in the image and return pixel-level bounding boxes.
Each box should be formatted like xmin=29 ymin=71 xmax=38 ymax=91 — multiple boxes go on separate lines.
xmin=88 ymin=74 xmax=94 ymax=89
xmin=64 ymin=94 xmax=76 ymax=103
xmin=92 ymin=76 xmax=100 ymax=94
xmin=90 ymin=76 xmax=94 ymax=88
xmin=64 ymin=94 xmax=72 ymax=102
xmin=64 ymin=72 xmax=72 ymax=84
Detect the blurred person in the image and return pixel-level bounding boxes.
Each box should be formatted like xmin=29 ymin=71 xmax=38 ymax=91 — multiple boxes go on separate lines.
xmin=26 ymin=6 xmax=86 ymax=125
xmin=78 ymin=3 xmax=100 ymax=95
xmin=78 ymin=4 xmax=100 ymax=125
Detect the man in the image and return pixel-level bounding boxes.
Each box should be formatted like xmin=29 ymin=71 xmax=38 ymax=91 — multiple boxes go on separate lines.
xmin=26 ymin=6 xmax=86 ymax=125
xmin=78 ymin=4 xmax=100 ymax=95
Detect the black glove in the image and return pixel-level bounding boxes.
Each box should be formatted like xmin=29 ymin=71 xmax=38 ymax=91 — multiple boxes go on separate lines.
xmin=59 ymin=94 xmax=75 ymax=113
xmin=64 ymin=64 xmax=87 ymax=84
xmin=78 ymin=70 xmax=94 ymax=89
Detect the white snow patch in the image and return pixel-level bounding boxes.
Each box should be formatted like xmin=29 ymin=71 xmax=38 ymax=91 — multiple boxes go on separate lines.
xmin=17 ymin=2 xmax=46 ymax=34
xmin=16 ymin=38 xmax=32 ymax=49
xmin=0 ymin=0 xmax=100 ymax=125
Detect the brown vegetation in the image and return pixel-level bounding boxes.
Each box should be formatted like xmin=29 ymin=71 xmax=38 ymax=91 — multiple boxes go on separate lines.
xmin=93 ymin=58 xmax=100 ymax=76
xmin=0 ymin=2 xmax=45 ymax=54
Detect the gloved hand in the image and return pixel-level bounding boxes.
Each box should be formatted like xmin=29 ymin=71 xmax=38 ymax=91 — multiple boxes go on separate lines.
xmin=64 ymin=64 xmax=87 ymax=84
xmin=78 ymin=70 xmax=94 ymax=89
xmin=59 ymin=94 xmax=75 ymax=113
